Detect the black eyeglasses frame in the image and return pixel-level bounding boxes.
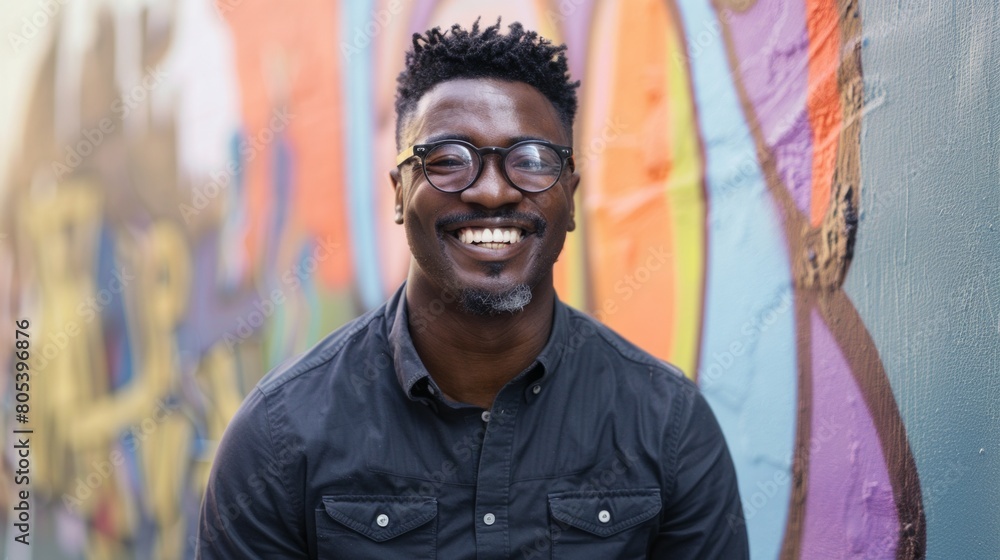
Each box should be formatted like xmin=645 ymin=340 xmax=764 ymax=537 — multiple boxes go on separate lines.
xmin=395 ymin=139 xmax=574 ymax=194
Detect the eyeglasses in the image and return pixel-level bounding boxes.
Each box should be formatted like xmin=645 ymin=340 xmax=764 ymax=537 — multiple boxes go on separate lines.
xmin=396 ymin=139 xmax=573 ymax=193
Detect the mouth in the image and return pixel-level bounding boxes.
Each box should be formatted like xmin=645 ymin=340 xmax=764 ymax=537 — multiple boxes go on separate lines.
xmin=450 ymin=226 xmax=529 ymax=250
xmin=439 ymin=214 xmax=542 ymax=254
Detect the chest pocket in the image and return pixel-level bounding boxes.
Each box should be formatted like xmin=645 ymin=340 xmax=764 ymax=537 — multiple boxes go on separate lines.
xmin=547 ymin=488 xmax=661 ymax=559
xmin=315 ymin=495 xmax=437 ymax=560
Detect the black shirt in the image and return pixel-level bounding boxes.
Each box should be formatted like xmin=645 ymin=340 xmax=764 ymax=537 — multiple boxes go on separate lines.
xmin=196 ymin=284 xmax=748 ymax=559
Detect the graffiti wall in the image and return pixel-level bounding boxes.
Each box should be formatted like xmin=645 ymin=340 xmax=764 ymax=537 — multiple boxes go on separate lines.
xmin=0 ymin=0 xmax=996 ymax=558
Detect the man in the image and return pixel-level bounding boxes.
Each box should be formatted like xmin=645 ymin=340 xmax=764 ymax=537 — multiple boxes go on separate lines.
xmin=198 ymin=20 xmax=747 ymax=559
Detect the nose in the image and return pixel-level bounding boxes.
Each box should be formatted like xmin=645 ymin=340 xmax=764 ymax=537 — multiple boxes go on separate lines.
xmin=459 ymin=154 xmax=523 ymax=208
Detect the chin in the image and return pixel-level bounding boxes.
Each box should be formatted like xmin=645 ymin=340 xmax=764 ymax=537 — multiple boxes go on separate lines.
xmin=458 ymin=284 xmax=533 ymax=316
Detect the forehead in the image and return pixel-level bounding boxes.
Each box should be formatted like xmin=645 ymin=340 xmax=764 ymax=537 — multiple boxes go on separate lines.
xmin=403 ymin=79 xmax=567 ymax=146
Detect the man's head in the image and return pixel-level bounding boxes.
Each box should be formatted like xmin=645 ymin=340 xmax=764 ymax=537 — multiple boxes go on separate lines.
xmin=394 ymin=19 xmax=579 ymax=148
xmin=391 ymin=20 xmax=580 ymax=317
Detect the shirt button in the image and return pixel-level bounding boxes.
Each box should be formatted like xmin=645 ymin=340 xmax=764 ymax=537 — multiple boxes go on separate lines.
xmin=531 ymin=385 xmax=541 ymax=395
xmin=483 ymin=513 xmax=496 ymax=525
xmin=598 ymin=510 xmax=611 ymax=523
xmin=427 ymin=385 xmax=436 ymax=395
xmin=481 ymin=410 xmax=491 ymax=422
xmin=376 ymin=514 xmax=389 ymax=527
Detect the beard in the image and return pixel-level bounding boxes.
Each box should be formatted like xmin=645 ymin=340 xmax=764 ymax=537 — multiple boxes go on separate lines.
xmin=459 ymin=284 xmax=533 ymax=316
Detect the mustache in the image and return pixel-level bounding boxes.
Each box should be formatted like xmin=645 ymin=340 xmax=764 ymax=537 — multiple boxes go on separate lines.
xmin=436 ymin=210 xmax=547 ymax=236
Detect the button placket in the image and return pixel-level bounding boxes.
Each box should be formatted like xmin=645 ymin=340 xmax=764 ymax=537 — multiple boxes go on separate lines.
xmin=473 ymin=394 xmax=520 ymax=559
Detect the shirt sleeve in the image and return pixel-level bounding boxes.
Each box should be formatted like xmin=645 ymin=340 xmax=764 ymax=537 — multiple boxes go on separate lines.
xmin=650 ymin=387 xmax=750 ymax=559
xmin=196 ymin=388 xmax=308 ymax=559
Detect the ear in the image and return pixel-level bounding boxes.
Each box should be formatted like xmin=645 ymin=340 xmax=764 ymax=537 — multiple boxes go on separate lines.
xmin=565 ymin=170 xmax=580 ymax=232
xmin=390 ymin=169 xmax=404 ymax=224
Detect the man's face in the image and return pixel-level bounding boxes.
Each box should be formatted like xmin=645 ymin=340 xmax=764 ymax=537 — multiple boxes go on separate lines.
xmin=391 ymin=78 xmax=578 ymax=314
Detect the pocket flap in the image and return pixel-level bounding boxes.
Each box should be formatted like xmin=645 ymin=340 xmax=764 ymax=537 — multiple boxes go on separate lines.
xmin=548 ymin=489 xmax=661 ymax=538
xmin=321 ymin=495 xmax=437 ymax=542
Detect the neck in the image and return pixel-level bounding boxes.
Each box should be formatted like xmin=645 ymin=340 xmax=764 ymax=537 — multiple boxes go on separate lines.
xmin=405 ymin=278 xmax=555 ymax=410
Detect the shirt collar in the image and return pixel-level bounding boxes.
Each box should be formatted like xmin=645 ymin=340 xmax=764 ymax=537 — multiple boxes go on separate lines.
xmin=386 ymin=283 xmax=571 ymax=402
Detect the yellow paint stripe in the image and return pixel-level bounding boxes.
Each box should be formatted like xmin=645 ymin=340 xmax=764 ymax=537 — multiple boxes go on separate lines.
xmin=663 ymin=12 xmax=705 ymax=379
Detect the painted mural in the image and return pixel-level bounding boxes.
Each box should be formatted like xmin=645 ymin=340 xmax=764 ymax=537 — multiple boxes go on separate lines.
xmin=5 ymin=0 xmax=996 ymax=558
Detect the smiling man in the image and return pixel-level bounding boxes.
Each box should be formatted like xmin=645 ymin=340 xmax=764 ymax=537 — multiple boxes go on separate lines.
xmin=197 ymin=20 xmax=747 ymax=559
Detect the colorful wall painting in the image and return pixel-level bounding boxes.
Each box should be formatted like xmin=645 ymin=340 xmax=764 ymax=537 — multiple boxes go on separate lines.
xmin=1 ymin=0 xmax=996 ymax=558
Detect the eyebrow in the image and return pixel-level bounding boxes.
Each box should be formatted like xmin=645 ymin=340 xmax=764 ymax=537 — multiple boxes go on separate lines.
xmin=421 ymin=133 xmax=554 ymax=146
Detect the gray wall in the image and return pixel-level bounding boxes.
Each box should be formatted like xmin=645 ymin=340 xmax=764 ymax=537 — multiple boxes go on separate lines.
xmin=848 ymin=1 xmax=1000 ymax=557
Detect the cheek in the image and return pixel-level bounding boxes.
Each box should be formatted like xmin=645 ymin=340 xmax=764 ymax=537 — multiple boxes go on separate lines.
xmin=539 ymin=193 xmax=574 ymax=230
xmin=402 ymin=187 xmax=444 ymax=239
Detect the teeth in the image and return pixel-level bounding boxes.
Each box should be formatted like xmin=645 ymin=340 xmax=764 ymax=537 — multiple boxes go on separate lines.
xmin=457 ymin=227 xmax=526 ymax=246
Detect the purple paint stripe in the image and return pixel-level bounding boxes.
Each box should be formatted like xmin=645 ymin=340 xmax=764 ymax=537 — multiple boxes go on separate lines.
xmin=802 ymin=310 xmax=898 ymax=559
xmin=406 ymin=0 xmax=439 ymax=36
xmin=557 ymin=0 xmax=596 ymax=82
xmin=720 ymin=0 xmax=814 ymax=214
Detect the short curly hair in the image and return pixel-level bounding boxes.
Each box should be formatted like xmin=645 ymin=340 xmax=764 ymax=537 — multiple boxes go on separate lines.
xmin=395 ymin=18 xmax=579 ymax=147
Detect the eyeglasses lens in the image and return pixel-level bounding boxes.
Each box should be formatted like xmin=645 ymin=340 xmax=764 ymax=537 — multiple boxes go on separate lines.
xmin=505 ymin=144 xmax=562 ymax=192
xmin=424 ymin=143 xmax=477 ymax=192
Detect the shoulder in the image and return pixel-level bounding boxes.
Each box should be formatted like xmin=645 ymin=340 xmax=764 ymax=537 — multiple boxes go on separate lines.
xmin=254 ymin=303 xmax=388 ymax=398
xmin=217 ymin=303 xmax=391 ymax=467
xmin=561 ymin=304 xmax=695 ymax=392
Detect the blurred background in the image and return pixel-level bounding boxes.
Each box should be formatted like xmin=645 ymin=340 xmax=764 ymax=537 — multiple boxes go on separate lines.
xmin=0 ymin=0 xmax=997 ymax=558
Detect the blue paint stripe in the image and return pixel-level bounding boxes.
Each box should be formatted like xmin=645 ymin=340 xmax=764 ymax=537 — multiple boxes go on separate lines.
xmin=675 ymin=2 xmax=798 ymax=559
xmin=341 ymin=0 xmax=384 ymax=309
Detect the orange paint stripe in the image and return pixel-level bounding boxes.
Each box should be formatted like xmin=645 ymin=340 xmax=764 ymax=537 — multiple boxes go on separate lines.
xmin=585 ymin=0 xmax=676 ymax=359
xmin=223 ymin=0 xmax=352 ymax=288
xmin=805 ymin=0 xmax=843 ymax=226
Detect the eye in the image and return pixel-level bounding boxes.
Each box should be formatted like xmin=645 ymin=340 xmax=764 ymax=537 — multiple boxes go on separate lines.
xmin=508 ymin=146 xmax=561 ymax=175
xmin=424 ymin=143 xmax=474 ymax=171
xmin=426 ymin=156 xmax=471 ymax=169
xmin=510 ymin=156 xmax=545 ymax=170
